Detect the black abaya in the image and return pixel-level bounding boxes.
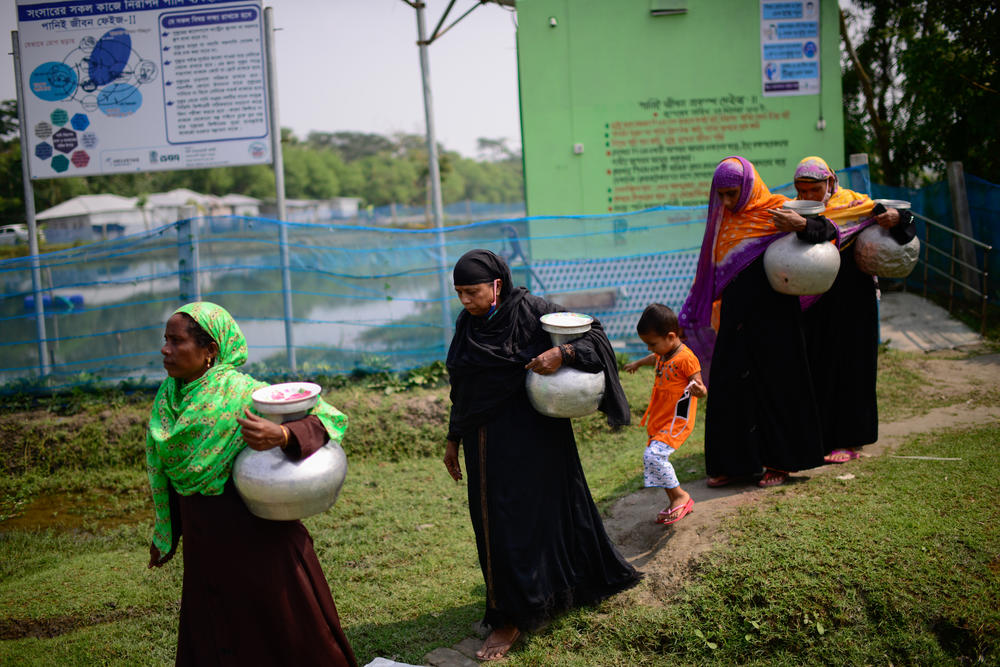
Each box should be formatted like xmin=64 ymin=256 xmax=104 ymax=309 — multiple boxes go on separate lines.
xmin=802 ymin=244 xmax=879 ymax=453
xmin=704 ymin=255 xmax=826 ymax=477
xmin=461 ymin=388 xmax=639 ymax=632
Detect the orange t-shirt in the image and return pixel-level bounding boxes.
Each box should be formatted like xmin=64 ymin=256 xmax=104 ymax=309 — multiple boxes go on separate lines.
xmin=639 ymin=344 xmax=701 ymax=448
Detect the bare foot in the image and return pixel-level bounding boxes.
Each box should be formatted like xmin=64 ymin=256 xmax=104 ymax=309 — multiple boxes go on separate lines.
xmin=476 ymin=625 xmax=521 ymax=661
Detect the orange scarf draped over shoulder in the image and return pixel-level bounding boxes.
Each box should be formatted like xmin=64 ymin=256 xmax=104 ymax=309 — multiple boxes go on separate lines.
xmin=713 ymin=158 xmax=788 ymax=263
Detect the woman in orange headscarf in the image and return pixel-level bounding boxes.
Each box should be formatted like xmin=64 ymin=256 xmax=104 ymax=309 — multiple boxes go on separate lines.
xmin=771 ymin=156 xmax=915 ymax=464
xmin=679 ymin=157 xmax=836 ymax=488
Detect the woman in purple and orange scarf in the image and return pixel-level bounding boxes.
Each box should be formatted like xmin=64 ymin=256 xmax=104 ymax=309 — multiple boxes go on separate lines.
xmin=679 ymin=157 xmax=835 ymax=488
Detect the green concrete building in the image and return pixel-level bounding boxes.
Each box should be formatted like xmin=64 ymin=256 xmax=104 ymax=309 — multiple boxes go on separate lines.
xmin=516 ymin=0 xmax=845 ymax=217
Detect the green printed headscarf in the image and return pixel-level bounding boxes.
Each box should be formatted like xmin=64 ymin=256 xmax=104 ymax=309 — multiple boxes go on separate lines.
xmin=146 ymin=302 xmax=347 ymax=555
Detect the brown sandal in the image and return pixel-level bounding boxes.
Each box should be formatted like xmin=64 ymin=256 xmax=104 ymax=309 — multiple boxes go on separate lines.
xmin=758 ymin=469 xmax=788 ymax=487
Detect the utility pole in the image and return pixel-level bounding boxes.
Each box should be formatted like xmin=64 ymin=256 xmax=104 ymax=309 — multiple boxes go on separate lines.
xmin=400 ymin=0 xmax=515 ymax=354
xmin=412 ymin=2 xmax=451 ymax=353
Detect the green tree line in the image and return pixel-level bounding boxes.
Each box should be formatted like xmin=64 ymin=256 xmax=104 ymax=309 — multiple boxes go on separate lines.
xmin=840 ymin=1 xmax=1000 ymax=186
xmin=0 ymin=108 xmax=524 ymax=226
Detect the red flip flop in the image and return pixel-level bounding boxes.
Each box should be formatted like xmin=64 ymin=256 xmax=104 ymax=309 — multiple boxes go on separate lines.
xmin=658 ymin=498 xmax=694 ymax=525
xmin=758 ymin=469 xmax=788 ymax=487
xmin=823 ymin=448 xmax=860 ymax=464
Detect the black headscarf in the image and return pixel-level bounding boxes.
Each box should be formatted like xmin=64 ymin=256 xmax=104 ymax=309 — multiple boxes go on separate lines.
xmin=446 ymin=250 xmax=630 ymax=440
xmin=452 ymin=248 xmax=514 ymax=299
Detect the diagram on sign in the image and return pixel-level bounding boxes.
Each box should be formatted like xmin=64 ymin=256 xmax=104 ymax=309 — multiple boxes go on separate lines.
xmin=17 ymin=0 xmax=270 ymax=178
xmin=29 ymin=28 xmax=156 ymax=116
xmin=26 ymin=27 xmax=159 ymax=174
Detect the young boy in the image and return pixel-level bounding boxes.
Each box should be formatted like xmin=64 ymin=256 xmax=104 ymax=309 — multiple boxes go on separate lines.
xmin=624 ymin=304 xmax=707 ymax=525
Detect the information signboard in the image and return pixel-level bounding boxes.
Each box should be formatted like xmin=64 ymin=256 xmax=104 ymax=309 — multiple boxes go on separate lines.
xmin=760 ymin=0 xmax=821 ymax=97
xmin=15 ymin=0 xmax=272 ymax=179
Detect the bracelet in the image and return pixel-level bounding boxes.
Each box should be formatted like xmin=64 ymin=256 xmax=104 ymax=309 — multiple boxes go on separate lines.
xmin=280 ymin=425 xmax=289 ymax=448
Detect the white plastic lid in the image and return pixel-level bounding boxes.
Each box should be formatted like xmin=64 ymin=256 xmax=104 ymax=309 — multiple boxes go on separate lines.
xmin=540 ymin=312 xmax=594 ymax=335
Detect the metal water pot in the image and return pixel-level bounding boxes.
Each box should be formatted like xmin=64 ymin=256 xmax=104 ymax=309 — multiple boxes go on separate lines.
xmin=525 ymin=312 xmax=606 ymax=418
xmin=855 ymin=200 xmax=919 ymax=278
xmin=763 ymin=200 xmax=840 ymax=295
xmin=233 ymin=440 xmax=348 ymax=521
xmin=233 ymin=383 xmax=348 ymax=521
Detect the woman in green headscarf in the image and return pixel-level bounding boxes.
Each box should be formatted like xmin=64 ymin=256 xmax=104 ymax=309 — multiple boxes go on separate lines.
xmin=146 ymin=302 xmax=357 ymax=666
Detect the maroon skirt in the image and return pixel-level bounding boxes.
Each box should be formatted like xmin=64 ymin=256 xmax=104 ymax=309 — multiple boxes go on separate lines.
xmin=174 ymin=481 xmax=356 ymax=667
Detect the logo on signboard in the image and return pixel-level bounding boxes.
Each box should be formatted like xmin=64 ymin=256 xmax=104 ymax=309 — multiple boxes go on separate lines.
xmin=150 ymin=149 xmax=180 ymax=163
xmin=249 ymin=141 xmax=267 ymax=159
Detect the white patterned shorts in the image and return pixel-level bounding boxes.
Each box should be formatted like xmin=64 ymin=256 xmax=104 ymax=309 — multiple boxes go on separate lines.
xmin=644 ymin=439 xmax=679 ymax=489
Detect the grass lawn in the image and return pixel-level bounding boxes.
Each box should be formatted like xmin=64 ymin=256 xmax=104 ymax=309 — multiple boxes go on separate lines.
xmin=0 ymin=350 xmax=997 ymax=665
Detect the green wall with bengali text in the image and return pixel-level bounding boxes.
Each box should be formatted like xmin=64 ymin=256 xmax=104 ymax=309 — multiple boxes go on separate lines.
xmin=516 ymin=0 xmax=844 ymax=261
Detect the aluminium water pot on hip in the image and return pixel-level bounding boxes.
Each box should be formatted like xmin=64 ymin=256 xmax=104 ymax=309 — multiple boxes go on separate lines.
xmin=233 ymin=440 xmax=348 ymax=521
xmin=763 ymin=233 xmax=841 ymax=295
xmin=855 ymin=201 xmax=919 ymax=278
xmin=233 ymin=382 xmax=347 ymax=520
xmin=763 ymin=200 xmax=841 ymax=295
xmin=525 ymin=312 xmax=606 ymax=419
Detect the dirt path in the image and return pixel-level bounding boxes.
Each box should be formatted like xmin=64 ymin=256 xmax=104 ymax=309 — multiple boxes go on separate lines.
xmin=603 ymin=352 xmax=1000 ymax=605
xmin=425 ymin=351 xmax=1000 ymax=667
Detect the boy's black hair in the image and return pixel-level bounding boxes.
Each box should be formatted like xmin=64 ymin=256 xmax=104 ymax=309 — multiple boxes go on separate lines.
xmin=636 ymin=303 xmax=680 ymax=336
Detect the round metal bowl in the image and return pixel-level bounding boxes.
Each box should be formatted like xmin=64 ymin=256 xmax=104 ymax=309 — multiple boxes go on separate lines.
xmin=526 ymin=367 xmax=605 ymax=419
xmin=782 ymin=199 xmax=826 ymax=216
xmin=873 ymin=198 xmax=912 ymax=211
xmin=763 ymin=233 xmax=841 ymax=295
xmin=251 ymin=382 xmax=321 ymax=423
xmin=541 ymin=312 xmax=594 ymax=345
xmin=233 ymin=440 xmax=348 ymax=521
xmin=855 ymin=225 xmax=920 ymax=277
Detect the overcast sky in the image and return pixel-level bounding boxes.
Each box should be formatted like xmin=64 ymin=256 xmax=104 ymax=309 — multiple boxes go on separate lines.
xmin=2 ymin=1 xmax=523 ymax=158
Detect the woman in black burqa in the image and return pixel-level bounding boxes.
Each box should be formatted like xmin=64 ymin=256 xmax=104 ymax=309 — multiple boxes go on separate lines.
xmin=443 ymin=249 xmax=640 ymax=661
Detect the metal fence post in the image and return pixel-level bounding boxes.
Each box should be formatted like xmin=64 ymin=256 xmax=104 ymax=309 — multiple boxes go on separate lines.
xmin=922 ymin=225 xmax=930 ymax=299
xmin=177 ymin=218 xmax=201 ymax=303
xmin=12 ymin=30 xmax=49 ymax=377
xmin=946 ymin=162 xmax=978 ymax=299
xmin=264 ymin=7 xmax=296 ymax=371
xmin=413 ymin=3 xmax=453 ymax=355
xmin=947 ymin=236 xmax=956 ymax=314
xmin=982 ymin=247 xmax=991 ymax=335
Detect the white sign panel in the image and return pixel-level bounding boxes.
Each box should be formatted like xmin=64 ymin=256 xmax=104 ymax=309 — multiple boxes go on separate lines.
xmin=16 ymin=0 xmax=271 ymax=179
xmin=760 ymin=0 xmax=821 ymax=97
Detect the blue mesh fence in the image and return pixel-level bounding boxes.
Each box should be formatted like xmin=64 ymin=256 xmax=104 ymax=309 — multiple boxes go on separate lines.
xmin=362 ymin=201 xmax=526 ymax=225
xmin=0 ymin=207 xmax=704 ymax=388
xmin=966 ymin=174 xmax=1000 ymax=303
xmin=873 ymin=174 xmax=998 ymax=303
xmin=2 ymin=164 xmax=995 ymax=389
